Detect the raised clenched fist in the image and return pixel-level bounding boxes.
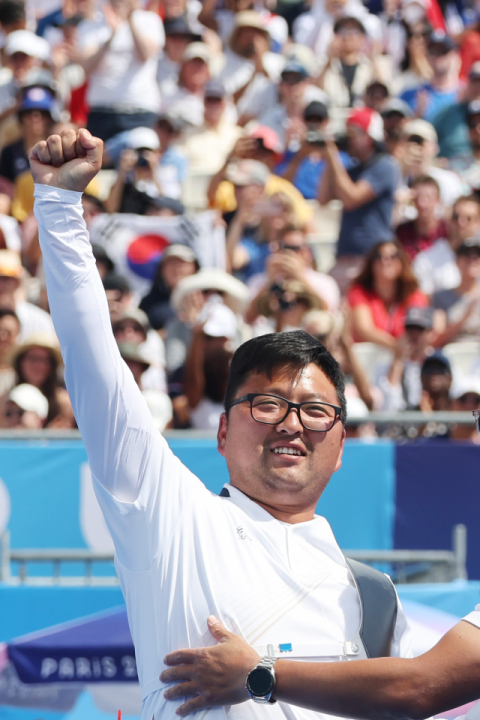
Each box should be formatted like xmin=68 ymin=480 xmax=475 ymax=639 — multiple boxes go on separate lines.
xmin=29 ymin=128 xmax=103 ymax=193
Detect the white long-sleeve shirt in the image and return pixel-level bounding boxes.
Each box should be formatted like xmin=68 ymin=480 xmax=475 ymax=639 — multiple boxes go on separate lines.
xmin=35 ymin=184 xmax=413 ymax=720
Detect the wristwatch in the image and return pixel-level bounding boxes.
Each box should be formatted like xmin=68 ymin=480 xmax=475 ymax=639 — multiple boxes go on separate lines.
xmin=246 ymin=645 xmax=277 ymax=704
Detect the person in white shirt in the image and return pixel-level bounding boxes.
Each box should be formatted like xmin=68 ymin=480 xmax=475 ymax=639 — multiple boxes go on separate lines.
xmin=413 ymin=194 xmax=480 ymax=295
xmin=78 ymin=0 xmax=164 ymax=141
xmin=30 ymin=127 xmax=414 ymax=720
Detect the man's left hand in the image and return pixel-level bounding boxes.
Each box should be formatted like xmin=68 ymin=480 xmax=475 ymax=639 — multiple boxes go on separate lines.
xmin=161 ymin=616 xmax=260 ymax=716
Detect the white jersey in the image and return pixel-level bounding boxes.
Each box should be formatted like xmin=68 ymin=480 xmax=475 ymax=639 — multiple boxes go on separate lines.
xmin=35 ymin=185 xmax=413 ymax=720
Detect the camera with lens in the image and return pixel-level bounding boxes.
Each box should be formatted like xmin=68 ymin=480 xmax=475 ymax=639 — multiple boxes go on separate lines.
xmin=269 ymin=281 xmax=298 ymax=312
xmin=305 ymin=131 xmax=326 ymax=147
xmin=136 ymin=151 xmax=150 ymax=169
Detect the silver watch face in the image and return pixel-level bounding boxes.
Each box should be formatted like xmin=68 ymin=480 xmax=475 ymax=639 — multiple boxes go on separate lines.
xmin=246 ymin=666 xmax=275 ymax=698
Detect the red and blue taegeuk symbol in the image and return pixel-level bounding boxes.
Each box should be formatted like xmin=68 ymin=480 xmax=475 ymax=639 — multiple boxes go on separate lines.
xmin=126 ymin=234 xmax=170 ymax=281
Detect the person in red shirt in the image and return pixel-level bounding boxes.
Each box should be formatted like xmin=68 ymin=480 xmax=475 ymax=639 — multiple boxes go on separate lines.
xmin=396 ymin=175 xmax=448 ymax=260
xmin=347 ymin=240 xmax=429 ymax=349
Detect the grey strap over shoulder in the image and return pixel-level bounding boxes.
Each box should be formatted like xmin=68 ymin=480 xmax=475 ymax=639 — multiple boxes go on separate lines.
xmin=345 ymin=557 xmax=398 ymax=659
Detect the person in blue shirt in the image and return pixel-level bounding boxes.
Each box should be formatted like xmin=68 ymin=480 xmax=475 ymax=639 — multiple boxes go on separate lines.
xmin=275 ymin=101 xmax=352 ymax=200
xmin=401 ymin=30 xmax=462 ymax=123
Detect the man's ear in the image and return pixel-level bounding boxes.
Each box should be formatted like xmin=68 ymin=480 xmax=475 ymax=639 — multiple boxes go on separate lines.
xmin=217 ymin=412 xmax=228 ymax=457
xmin=333 ymin=426 xmax=346 ymax=474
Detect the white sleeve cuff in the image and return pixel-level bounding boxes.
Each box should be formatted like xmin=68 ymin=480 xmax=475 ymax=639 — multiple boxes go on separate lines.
xmin=34 ymin=184 xmax=83 ymax=205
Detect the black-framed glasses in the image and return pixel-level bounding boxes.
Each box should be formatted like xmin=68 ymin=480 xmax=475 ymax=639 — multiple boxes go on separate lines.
xmin=473 ymin=409 xmax=480 ymax=435
xmin=227 ymin=393 xmax=343 ymax=432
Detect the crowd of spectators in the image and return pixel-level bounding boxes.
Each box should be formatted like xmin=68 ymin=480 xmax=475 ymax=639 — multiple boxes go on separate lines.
xmin=0 ymin=0 xmax=479 ymax=438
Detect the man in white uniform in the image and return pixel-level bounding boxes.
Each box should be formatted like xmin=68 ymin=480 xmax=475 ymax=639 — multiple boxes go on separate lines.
xmin=30 ymin=128 xmax=413 ymax=720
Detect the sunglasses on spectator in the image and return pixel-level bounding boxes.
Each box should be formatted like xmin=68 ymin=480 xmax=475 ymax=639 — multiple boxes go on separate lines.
xmin=427 ymin=44 xmax=451 ymax=56
xmin=201 ymin=289 xmax=225 ymax=296
xmin=279 ymin=244 xmax=303 ymax=252
xmin=373 ymin=251 xmax=401 ymax=261
xmin=5 ymin=406 xmax=24 ymax=418
xmin=458 ymin=393 xmax=480 ymax=404
xmin=468 ymin=116 xmax=480 ymax=129
xmin=457 ymin=248 xmax=480 ymax=259
xmin=407 ymin=134 xmax=425 ymax=145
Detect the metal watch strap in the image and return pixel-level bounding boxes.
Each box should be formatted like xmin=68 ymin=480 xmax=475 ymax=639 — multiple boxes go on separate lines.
xmin=249 ymin=644 xmax=277 ymax=704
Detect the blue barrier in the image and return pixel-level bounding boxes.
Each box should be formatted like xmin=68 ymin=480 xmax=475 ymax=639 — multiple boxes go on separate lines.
xmin=0 ymin=438 xmax=395 ymax=556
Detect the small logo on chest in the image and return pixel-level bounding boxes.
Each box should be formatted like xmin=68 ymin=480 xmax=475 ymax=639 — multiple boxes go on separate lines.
xmin=237 ymin=526 xmax=253 ymax=543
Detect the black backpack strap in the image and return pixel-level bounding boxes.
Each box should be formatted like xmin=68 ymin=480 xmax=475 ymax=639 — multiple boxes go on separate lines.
xmin=345 ymin=557 xmax=398 ymax=658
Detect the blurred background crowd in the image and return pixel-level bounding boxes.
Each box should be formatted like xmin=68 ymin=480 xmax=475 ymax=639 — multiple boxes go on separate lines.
xmin=0 ymin=0 xmax=480 ymax=437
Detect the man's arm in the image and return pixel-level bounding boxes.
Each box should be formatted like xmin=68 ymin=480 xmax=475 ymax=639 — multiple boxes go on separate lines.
xmin=323 ymin=141 xmax=376 ymax=211
xmin=161 ymin=616 xmax=480 ymax=720
xmin=30 ymin=129 xmax=159 ymax=504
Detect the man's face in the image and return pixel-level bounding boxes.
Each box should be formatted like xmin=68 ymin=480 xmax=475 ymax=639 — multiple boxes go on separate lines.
xmin=278 ymin=230 xmax=310 ymax=265
xmin=414 ymin=182 xmax=439 ymax=219
xmin=204 ymin=96 xmax=225 ymax=126
xmin=450 ymin=200 xmax=480 ymax=243
xmin=456 ymin=247 xmax=480 ymax=280
xmin=235 ymin=27 xmax=268 ymax=57
xmin=0 ymin=275 xmax=19 ymax=307
xmin=346 ymin=125 xmax=372 ymax=158
xmin=280 ymin=74 xmax=308 ymax=104
xmin=336 ymin=24 xmax=365 ymax=56
xmin=8 ymin=51 xmax=36 ymax=80
xmin=165 ymin=34 xmax=192 ymax=62
xmin=421 ymin=362 xmax=451 ymax=396
xmin=217 ymin=364 xmax=345 ymax=521
xmin=383 ymin=112 xmax=406 ymax=141
xmin=427 ymin=44 xmax=455 ymax=75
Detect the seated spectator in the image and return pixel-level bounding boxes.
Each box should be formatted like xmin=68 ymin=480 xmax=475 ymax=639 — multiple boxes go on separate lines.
xmin=217 ymin=11 xmax=284 ymax=98
xmin=0 ymin=307 xmax=19 ymax=395
xmin=1 ymin=383 xmax=48 ymax=429
xmin=276 ymin=101 xmax=353 ymax=200
xmin=181 ymin=80 xmax=243 ymax=176
xmin=160 ymin=42 xmax=213 ymax=129
xmin=112 ymin=307 xmax=168 ymax=393
xmin=256 ymin=58 xmax=328 ymax=148
xmin=157 ymin=16 xmax=200 ymax=95
xmin=397 ymin=118 xmax=463 ymax=214
xmin=223 ymin=160 xmax=288 ymax=281
xmin=432 ymin=237 xmax=480 ymax=344
xmin=390 ymin=20 xmax=433 ymax=97
xmin=293 ymin=0 xmax=382 ymax=61
xmin=198 ymin=0 xmax=288 ymax=51
xmin=318 ymin=16 xmax=385 ymax=109
xmin=117 ymin=341 xmax=173 ymax=431
xmin=139 ymin=244 xmax=199 ymax=331
xmin=9 ymin=334 xmax=75 ymax=427
xmin=0 ymin=30 xmax=49 ymax=118
xmin=396 ymin=175 xmax=447 ymax=260
xmin=253 ymin=277 xmax=326 ymax=333
xmin=209 ymin=128 xmax=313 ymax=225
xmin=413 ymin=194 xmax=480 ymax=294
xmin=380 ymin=305 xmax=435 ymax=410
xmin=450 ymin=377 xmax=480 ymax=441
xmin=364 ymin=80 xmax=390 ymax=113
xmin=79 ymin=0 xmax=164 ymax=141
xmin=433 ymin=62 xmax=480 ymax=159
xmin=102 ymin=273 xmax=133 ymax=323
xmin=381 ymin=98 xmax=413 ymax=158
xmin=183 ymin=300 xmax=236 ymax=429
xmin=91 ymin=243 xmax=114 ymax=280
xmin=319 ymin=108 xmax=400 ymax=293
xmin=417 ymin=350 xmax=452 ymax=414
xmin=401 ymin=30 xmax=461 ymax=122
xmin=104 ymin=127 xmax=164 ymax=214
xmin=0 ymin=86 xmax=54 ymax=220
xmin=0 ymin=250 xmax=55 ymax=340
xmin=347 ymin=239 xmax=428 ymax=349
xmin=246 ymin=224 xmax=341 ymax=325
xmin=447 ymin=100 xmax=480 ymax=194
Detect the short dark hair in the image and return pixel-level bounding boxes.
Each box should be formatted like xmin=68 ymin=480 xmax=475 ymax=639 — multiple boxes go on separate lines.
xmin=410 ymin=174 xmax=440 ymax=194
xmin=333 ymin=16 xmax=365 ymax=35
xmin=0 ymin=307 xmax=19 ymax=324
xmin=0 ymin=0 xmax=25 ymax=26
xmin=224 ymin=330 xmax=347 ymax=423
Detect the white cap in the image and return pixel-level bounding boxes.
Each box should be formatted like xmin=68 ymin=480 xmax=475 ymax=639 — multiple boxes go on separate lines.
xmin=126 ymin=127 xmax=160 ymax=151
xmin=9 ymin=384 xmax=48 ymax=420
xmin=403 ymin=119 xmax=438 ymax=143
xmin=201 ymin=300 xmax=238 ymax=339
xmin=4 ymin=31 xmax=50 ymax=61
xmin=182 ymin=42 xmax=212 ymax=67
xmin=451 ymin=376 xmax=480 ymax=400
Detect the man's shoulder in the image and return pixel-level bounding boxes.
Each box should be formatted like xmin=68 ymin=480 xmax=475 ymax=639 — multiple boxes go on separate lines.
xmin=414 ymin=238 xmax=451 ymax=266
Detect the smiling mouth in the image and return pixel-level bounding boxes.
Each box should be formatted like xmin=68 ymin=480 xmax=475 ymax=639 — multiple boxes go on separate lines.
xmin=272 ymin=447 xmax=304 ymax=456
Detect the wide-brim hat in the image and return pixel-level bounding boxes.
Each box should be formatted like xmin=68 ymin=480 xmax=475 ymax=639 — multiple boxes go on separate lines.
xmin=229 ymin=11 xmax=270 ymax=54
xmin=171 ymin=269 xmax=249 ymax=315
xmin=257 ymin=281 xmax=327 ymax=318
xmin=117 ymin=342 xmax=151 ymax=370
xmin=9 ymin=333 xmax=62 ymax=366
